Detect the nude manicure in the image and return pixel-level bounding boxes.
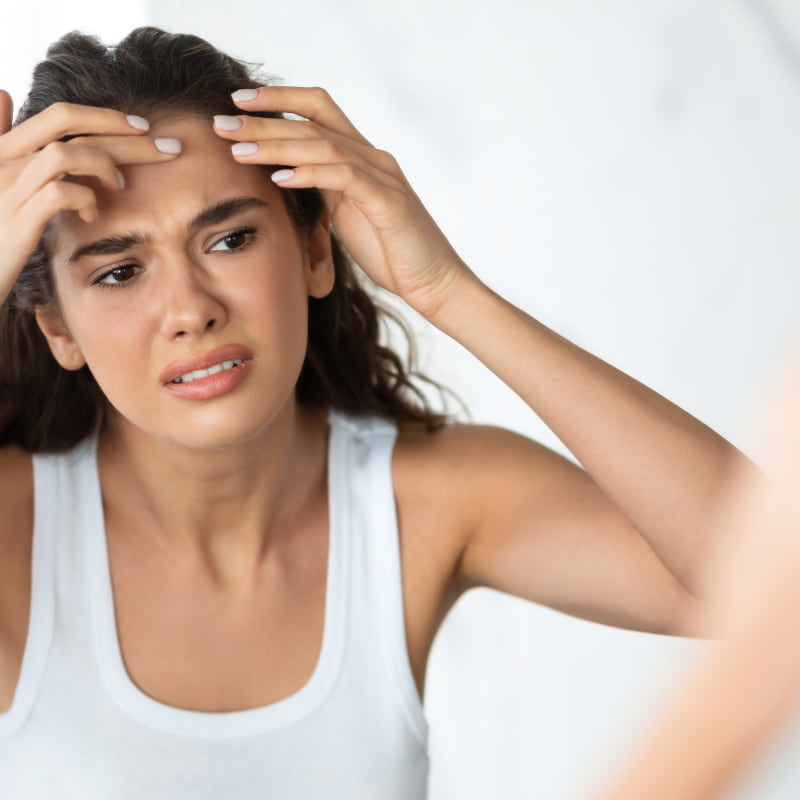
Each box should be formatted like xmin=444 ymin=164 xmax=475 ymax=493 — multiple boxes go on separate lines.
xmin=231 ymin=142 xmax=259 ymax=156
xmin=126 ymin=115 xmax=150 ymax=131
xmin=154 ymin=138 xmax=182 ymax=154
xmin=231 ymin=89 xmax=259 ymax=103
xmin=271 ymin=169 xmax=295 ymax=183
xmin=214 ymin=115 xmax=243 ymax=131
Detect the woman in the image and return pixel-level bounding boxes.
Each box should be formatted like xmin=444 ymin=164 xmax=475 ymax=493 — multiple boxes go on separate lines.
xmin=0 ymin=27 xmax=745 ymax=798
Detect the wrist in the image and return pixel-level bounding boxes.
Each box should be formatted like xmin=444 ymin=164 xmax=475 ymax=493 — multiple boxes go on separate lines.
xmin=406 ymin=261 xmax=489 ymax=331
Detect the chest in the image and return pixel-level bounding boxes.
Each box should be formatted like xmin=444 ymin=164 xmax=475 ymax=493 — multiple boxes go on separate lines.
xmin=0 ymin=439 xmax=464 ymax=716
xmin=106 ymin=535 xmax=328 ymax=712
xmin=102 ymin=494 xmax=455 ymax=714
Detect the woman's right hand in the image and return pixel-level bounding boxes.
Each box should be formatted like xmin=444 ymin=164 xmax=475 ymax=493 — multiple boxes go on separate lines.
xmin=0 ymin=90 xmax=181 ymax=304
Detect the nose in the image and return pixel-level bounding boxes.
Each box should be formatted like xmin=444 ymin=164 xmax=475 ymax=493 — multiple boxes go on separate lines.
xmin=156 ymin=255 xmax=227 ymax=340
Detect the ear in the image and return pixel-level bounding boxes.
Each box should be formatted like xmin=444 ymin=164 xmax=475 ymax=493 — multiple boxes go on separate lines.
xmin=34 ymin=305 xmax=86 ymax=371
xmin=303 ymin=209 xmax=335 ymax=299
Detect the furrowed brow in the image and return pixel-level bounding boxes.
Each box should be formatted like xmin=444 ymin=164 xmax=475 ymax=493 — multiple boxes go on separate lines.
xmin=187 ymin=197 xmax=269 ymax=231
xmin=66 ymin=197 xmax=269 ymax=265
xmin=68 ymin=233 xmax=150 ymax=264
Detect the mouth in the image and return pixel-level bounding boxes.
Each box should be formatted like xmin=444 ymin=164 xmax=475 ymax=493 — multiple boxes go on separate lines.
xmin=160 ymin=344 xmax=253 ymax=386
xmin=171 ymin=358 xmax=245 ymax=384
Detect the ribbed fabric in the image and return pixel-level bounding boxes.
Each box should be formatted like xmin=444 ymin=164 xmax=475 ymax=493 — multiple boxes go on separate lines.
xmin=0 ymin=410 xmax=428 ymax=798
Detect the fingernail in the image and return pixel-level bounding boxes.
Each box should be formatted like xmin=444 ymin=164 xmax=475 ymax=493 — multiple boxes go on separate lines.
xmin=231 ymin=142 xmax=259 ymax=156
xmin=271 ymin=169 xmax=295 ymax=183
xmin=116 ymin=169 xmax=126 ymax=189
xmin=126 ymin=114 xmax=150 ymax=131
xmin=214 ymin=115 xmax=243 ymax=131
xmin=231 ymin=89 xmax=259 ymax=103
xmin=155 ymin=138 xmax=182 ymax=154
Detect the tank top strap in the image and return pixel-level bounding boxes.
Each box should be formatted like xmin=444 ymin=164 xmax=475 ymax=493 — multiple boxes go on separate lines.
xmin=327 ymin=410 xmax=427 ymax=745
xmin=1 ymin=423 xmax=429 ymax=797
xmin=0 ymin=437 xmax=94 ymax=736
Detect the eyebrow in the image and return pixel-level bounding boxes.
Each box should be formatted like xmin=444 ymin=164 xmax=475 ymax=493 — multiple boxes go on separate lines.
xmin=67 ymin=196 xmax=269 ymax=264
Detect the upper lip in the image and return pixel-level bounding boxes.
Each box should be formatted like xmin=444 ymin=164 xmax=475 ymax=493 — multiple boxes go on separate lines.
xmin=159 ymin=344 xmax=253 ymax=385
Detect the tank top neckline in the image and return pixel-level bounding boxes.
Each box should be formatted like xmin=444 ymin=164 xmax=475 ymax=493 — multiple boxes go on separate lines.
xmin=82 ymin=412 xmax=350 ymax=738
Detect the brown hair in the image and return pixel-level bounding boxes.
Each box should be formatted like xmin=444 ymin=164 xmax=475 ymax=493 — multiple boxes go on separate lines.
xmin=0 ymin=27 xmax=453 ymax=452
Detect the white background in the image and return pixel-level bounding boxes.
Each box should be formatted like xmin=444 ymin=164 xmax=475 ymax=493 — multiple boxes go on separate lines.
xmin=4 ymin=1 xmax=800 ymax=797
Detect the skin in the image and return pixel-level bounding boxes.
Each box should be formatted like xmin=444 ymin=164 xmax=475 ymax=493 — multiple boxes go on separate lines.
xmin=0 ymin=86 xmax=752 ymax=715
xmin=40 ymin=115 xmax=336 ymax=565
xmin=594 ymin=356 xmax=800 ymax=800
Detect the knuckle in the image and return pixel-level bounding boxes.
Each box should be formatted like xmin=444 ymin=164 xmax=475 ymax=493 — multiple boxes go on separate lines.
xmin=92 ymin=147 xmax=115 ymax=168
xmin=390 ymin=186 xmax=411 ymax=210
xmin=42 ymin=179 xmax=88 ymax=209
xmin=300 ymin=119 xmax=319 ymax=138
xmin=48 ymin=101 xmax=75 ymax=126
xmin=340 ymin=163 xmax=358 ymax=182
xmin=41 ymin=140 xmax=69 ymax=162
xmin=374 ymin=149 xmax=398 ymax=171
xmin=322 ymin=140 xmax=340 ymax=161
xmin=309 ymin=87 xmax=332 ymax=115
xmin=39 ymin=180 xmax=67 ymax=207
xmin=53 ymin=180 xmax=76 ymax=202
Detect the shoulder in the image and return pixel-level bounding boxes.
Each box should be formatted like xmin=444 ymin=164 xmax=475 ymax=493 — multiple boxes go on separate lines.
xmin=389 ymin=421 xmax=588 ymax=625
xmin=391 ymin=421 xmax=565 ymax=567
xmin=393 ymin=421 xmax=566 ymax=510
xmin=386 ymin=423 xmax=555 ymax=660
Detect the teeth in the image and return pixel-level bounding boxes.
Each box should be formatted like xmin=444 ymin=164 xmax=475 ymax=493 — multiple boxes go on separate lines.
xmin=173 ymin=358 xmax=243 ymax=384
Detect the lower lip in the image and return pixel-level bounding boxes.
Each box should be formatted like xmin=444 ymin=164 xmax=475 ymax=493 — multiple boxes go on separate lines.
xmin=163 ymin=359 xmax=253 ymax=401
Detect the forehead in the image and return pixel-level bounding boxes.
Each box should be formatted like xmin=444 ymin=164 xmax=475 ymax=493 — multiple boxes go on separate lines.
xmin=50 ymin=115 xmax=283 ymax=261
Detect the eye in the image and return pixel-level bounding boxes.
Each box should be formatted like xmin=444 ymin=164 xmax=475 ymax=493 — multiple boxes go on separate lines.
xmin=93 ymin=264 xmax=140 ymax=287
xmin=209 ymin=226 xmax=257 ymax=253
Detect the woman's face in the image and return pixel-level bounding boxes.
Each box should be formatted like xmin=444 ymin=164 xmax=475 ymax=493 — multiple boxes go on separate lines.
xmin=40 ymin=115 xmax=333 ymax=451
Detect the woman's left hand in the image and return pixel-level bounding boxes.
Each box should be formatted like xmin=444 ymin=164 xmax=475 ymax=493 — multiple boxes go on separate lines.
xmin=213 ymin=86 xmax=470 ymax=319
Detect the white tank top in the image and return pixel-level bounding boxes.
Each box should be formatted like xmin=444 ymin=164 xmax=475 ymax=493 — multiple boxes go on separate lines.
xmin=0 ymin=411 xmax=429 ymax=798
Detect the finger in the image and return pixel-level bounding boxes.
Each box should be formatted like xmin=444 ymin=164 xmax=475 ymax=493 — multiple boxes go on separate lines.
xmin=269 ymin=161 xmax=403 ymax=211
xmin=7 ymin=141 xmax=126 ymax=211
xmin=231 ymin=86 xmax=371 ymax=147
xmin=14 ymin=181 xmax=99 ymax=259
xmin=228 ymin=136 xmax=397 ymax=189
xmin=66 ymin=133 xmax=184 ymax=165
xmin=3 ymin=134 xmax=182 ymax=210
xmin=0 ymin=102 xmax=150 ymax=161
xmin=0 ymin=90 xmax=12 ymax=135
xmin=213 ymin=114 xmax=393 ymax=173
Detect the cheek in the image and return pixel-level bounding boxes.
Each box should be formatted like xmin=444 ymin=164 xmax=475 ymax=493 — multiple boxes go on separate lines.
xmin=54 ymin=286 xmax=151 ymax=380
xmin=55 ymin=246 xmax=311 ymax=380
xmin=235 ymin=255 xmax=310 ymax=332
xmin=74 ymin=310 xmax=152 ymax=392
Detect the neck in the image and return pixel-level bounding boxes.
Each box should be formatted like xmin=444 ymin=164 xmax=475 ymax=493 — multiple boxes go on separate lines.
xmin=97 ymin=401 xmax=329 ymax=585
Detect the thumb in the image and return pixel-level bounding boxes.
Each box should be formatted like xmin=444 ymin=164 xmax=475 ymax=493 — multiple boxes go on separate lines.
xmin=0 ymin=90 xmax=13 ymax=134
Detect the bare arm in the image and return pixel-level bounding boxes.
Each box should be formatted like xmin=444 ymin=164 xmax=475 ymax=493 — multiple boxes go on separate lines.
xmin=592 ymin=354 xmax=800 ymax=799
xmin=430 ymin=276 xmax=748 ymax=601
xmin=224 ymin=86 xmax=751 ymax=632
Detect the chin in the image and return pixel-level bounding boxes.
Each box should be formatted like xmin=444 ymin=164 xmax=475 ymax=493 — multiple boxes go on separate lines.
xmin=109 ymin=393 xmax=296 ymax=453
xmin=164 ymin=422 xmax=275 ymax=452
